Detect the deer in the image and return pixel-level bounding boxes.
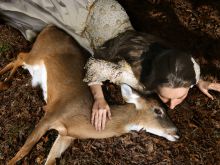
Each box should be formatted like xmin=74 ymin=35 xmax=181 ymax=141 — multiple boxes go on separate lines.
xmin=0 ymin=25 xmax=179 ymax=165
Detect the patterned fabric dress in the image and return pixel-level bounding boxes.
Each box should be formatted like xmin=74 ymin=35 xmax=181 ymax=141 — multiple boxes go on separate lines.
xmin=0 ymin=0 xmax=142 ymax=88
xmin=0 ymin=0 xmax=133 ymax=53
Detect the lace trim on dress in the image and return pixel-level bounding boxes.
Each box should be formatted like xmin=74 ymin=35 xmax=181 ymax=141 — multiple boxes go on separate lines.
xmin=83 ymin=58 xmax=144 ymax=91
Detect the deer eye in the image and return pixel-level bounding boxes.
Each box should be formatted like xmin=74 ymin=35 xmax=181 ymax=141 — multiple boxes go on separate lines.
xmin=154 ymin=108 xmax=163 ymax=116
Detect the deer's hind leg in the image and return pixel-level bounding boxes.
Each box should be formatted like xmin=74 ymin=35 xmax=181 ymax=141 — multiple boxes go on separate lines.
xmin=7 ymin=116 xmax=50 ymax=165
xmin=45 ymin=135 xmax=74 ymax=165
xmin=0 ymin=52 xmax=28 ymax=91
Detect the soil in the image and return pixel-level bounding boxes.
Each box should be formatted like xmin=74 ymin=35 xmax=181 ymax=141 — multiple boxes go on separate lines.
xmin=0 ymin=0 xmax=220 ymax=164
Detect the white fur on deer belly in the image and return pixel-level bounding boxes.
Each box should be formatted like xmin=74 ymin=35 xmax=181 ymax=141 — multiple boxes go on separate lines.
xmin=23 ymin=62 xmax=47 ymax=102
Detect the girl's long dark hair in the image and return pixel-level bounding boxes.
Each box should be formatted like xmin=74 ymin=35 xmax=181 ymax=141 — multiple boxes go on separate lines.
xmin=94 ymin=30 xmax=197 ymax=91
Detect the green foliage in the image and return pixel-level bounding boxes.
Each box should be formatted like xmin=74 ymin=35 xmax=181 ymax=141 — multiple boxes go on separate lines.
xmin=0 ymin=43 xmax=13 ymax=53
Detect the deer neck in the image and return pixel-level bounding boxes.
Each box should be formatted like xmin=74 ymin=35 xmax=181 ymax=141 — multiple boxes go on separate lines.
xmin=108 ymin=104 xmax=146 ymax=132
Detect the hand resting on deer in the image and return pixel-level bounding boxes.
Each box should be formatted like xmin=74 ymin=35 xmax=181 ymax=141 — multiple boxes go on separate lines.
xmin=0 ymin=25 xmax=179 ymax=165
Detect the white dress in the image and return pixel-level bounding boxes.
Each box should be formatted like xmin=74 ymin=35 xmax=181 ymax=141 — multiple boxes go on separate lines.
xmin=0 ymin=0 xmax=133 ymax=53
xmin=0 ymin=0 xmax=143 ymax=89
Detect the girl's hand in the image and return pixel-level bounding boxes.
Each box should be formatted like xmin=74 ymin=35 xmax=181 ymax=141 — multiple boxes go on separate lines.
xmin=91 ymin=98 xmax=111 ymax=131
xmin=89 ymin=84 xmax=111 ymax=131
xmin=197 ymin=79 xmax=220 ymax=100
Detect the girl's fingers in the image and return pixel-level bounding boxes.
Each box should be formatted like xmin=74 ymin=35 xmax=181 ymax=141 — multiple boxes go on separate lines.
xmin=91 ymin=112 xmax=95 ymax=125
xmin=91 ymin=110 xmax=96 ymax=125
xmin=91 ymin=103 xmax=111 ymax=131
xmin=94 ymin=109 xmax=107 ymax=131
xmin=95 ymin=111 xmax=99 ymax=130
xmin=97 ymin=109 xmax=104 ymax=131
xmin=101 ymin=111 xmax=107 ymax=130
xmin=202 ymin=89 xmax=214 ymax=100
xmin=91 ymin=104 xmax=98 ymax=125
xmin=107 ymin=108 xmax=112 ymax=120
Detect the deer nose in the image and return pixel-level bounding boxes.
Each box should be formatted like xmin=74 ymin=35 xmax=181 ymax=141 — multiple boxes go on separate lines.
xmin=168 ymin=128 xmax=179 ymax=134
xmin=167 ymin=128 xmax=180 ymax=140
xmin=173 ymin=130 xmax=180 ymax=140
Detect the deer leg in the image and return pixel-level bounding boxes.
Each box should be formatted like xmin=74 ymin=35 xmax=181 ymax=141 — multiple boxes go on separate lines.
xmin=1 ymin=52 xmax=27 ymax=80
xmin=0 ymin=62 xmax=14 ymax=76
xmin=45 ymin=135 xmax=74 ymax=165
xmin=7 ymin=117 xmax=50 ymax=165
xmin=0 ymin=62 xmax=14 ymax=91
xmin=0 ymin=52 xmax=28 ymax=91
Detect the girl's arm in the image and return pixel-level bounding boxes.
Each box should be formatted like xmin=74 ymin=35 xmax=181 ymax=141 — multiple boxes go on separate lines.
xmin=84 ymin=57 xmax=143 ymax=131
xmin=84 ymin=58 xmax=144 ymax=91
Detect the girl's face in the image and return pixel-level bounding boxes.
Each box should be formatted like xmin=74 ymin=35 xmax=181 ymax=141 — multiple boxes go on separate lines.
xmin=157 ymin=86 xmax=190 ymax=109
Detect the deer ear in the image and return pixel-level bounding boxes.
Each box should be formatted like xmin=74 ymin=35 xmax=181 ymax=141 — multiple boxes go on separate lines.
xmin=121 ymin=84 xmax=140 ymax=104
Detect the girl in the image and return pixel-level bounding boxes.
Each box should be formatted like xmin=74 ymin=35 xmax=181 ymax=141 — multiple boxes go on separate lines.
xmin=84 ymin=30 xmax=220 ymax=130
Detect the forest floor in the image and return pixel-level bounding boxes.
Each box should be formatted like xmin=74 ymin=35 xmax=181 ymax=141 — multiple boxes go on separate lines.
xmin=0 ymin=0 xmax=220 ymax=164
